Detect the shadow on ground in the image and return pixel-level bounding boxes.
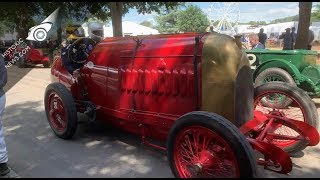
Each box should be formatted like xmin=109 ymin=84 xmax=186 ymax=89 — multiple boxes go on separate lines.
xmin=4 ymin=66 xmax=33 ymax=93
xmin=2 ymin=99 xmax=320 ymax=178
xmin=2 ymin=100 xmax=172 ymax=178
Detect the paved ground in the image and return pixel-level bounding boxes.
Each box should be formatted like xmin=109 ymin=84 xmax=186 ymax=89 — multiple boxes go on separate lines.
xmin=2 ymin=66 xmax=320 ymax=178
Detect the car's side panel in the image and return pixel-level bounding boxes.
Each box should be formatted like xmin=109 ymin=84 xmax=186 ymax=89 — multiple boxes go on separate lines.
xmin=132 ymin=35 xmax=197 ymax=116
xmin=85 ymin=37 xmax=136 ymax=111
xmin=246 ymin=50 xmax=318 ymax=72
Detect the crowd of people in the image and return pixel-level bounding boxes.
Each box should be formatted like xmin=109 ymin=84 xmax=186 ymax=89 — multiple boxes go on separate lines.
xmin=240 ymin=27 xmax=315 ymax=50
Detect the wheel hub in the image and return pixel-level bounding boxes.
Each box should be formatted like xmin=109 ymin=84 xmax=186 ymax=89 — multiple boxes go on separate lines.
xmin=269 ymin=110 xmax=285 ymax=117
xmin=188 ymin=150 xmax=216 ymax=176
xmin=199 ymin=150 xmax=216 ymax=168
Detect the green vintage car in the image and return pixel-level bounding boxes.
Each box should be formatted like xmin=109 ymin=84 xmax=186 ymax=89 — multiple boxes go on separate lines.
xmin=245 ymin=49 xmax=320 ymax=98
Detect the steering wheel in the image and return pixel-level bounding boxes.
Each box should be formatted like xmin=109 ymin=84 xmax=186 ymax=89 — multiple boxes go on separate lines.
xmin=68 ymin=37 xmax=96 ymax=64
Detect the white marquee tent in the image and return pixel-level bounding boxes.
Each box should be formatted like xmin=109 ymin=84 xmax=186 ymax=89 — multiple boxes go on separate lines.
xmin=235 ymin=21 xmax=320 ymax=41
xmin=82 ymin=21 xmax=159 ymax=38
xmin=101 ymin=21 xmax=159 ymax=37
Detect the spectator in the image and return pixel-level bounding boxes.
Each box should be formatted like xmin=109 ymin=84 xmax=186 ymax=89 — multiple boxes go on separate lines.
xmin=279 ymin=28 xmax=293 ymax=50
xmin=291 ymin=27 xmax=297 ymax=48
xmin=307 ymin=29 xmax=314 ymax=50
xmin=245 ymin=34 xmax=250 ymax=46
xmin=258 ymin=28 xmax=267 ymax=47
xmin=241 ymin=34 xmax=246 ymax=43
xmin=0 ymin=54 xmax=10 ymax=176
xmin=249 ymin=33 xmax=265 ymax=49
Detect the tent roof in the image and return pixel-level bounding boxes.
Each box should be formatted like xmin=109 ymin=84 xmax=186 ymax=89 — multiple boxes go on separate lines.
xmin=104 ymin=21 xmax=159 ymax=37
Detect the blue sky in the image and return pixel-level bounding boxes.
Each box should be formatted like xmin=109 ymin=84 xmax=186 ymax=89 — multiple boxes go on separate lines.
xmin=123 ymin=2 xmax=319 ymax=24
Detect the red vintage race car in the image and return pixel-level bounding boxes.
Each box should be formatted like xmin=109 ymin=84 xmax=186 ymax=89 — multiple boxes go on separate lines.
xmin=45 ymin=32 xmax=320 ymax=178
xmin=3 ymin=42 xmax=51 ymax=68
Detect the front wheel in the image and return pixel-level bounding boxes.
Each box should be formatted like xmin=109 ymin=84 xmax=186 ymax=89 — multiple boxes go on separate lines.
xmin=44 ymin=82 xmax=78 ymax=139
xmin=253 ymin=82 xmax=319 ymax=153
xmin=167 ymin=111 xmax=257 ymax=178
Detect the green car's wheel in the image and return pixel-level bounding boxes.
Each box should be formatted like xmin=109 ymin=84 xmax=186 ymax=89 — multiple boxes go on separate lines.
xmin=255 ymin=68 xmax=296 ymax=108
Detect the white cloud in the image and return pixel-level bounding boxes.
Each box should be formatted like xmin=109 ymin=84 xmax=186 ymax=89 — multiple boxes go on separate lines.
xmin=238 ymin=6 xmax=299 ymax=23
xmin=251 ymin=2 xmax=278 ymax=5
xmin=266 ymin=7 xmax=299 ymax=16
xmin=287 ymin=2 xmax=298 ymax=9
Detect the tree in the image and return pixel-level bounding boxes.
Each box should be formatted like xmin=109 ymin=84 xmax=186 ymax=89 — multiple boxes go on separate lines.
xmin=0 ymin=2 xmax=183 ymax=41
xmin=155 ymin=11 xmax=180 ymax=33
xmin=295 ymin=2 xmax=312 ymax=49
xmin=155 ymin=4 xmax=210 ymax=33
xmin=0 ymin=2 xmax=111 ymax=43
xmin=311 ymin=3 xmax=320 ymax=22
xmin=140 ymin=20 xmax=153 ymax=28
xmin=0 ymin=21 xmax=15 ymax=37
xmin=38 ymin=2 xmax=110 ymax=44
xmin=176 ymin=5 xmax=210 ymax=33
xmin=108 ymin=2 xmax=183 ymax=37
xmin=270 ymin=15 xmax=299 ymax=24
xmin=0 ymin=2 xmax=42 ymax=39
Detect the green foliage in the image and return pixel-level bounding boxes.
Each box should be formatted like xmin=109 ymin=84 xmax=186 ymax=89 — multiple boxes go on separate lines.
xmin=155 ymin=11 xmax=180 ymax=33
xmin=311 ymin=3 xmax=320 ymax=22
xmin=270 ymin=15 xmax=299 ymax=24
xmin=140 ymin=20 xmax=153 ymax=28
xmin=269 ymin=4 xmax=320 ymax=23
xmin=124 ymin=2 xmax=185 ymax=15
xmin=0 ymin=21 xmax=15 ymax=37
xmin=248 ymin=21 xmax=267 ymax=25
xmin=0 ymin=2 xmax=41 ymax=38
xmin=176 ymin=5 xmax=210 ymax=33
xmin=116 ymin=2 xmax=183 ymax=35
xmin=0 ymin=2 xmax=183 ymax=38
xmin=0 ymin=2 xmax=112 ymax=40
xmin=155 ymin=4 xmax=210 ymax=33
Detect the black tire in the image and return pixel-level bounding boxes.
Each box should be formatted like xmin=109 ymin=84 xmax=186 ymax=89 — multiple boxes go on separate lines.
xmin=17 ymin=56 xmax=26 ymax=68
xmin=43 ymin=61 xmax=50 ymax=68
xmin=44 ymin=82 xmax=78 ymax=139
xmin=254 ymin=82 xmax=319 ymax=153
xmin=255 ymin=67 xmax=296 ymax=107
xmin=167 ymin=111 xmax=257 ymax=178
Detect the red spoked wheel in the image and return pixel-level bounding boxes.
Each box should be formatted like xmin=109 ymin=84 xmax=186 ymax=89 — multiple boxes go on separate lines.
xmin=47 ymin=91 xmax=67 ymax=132
xmin=253 ymin=82 xmax=319 ymax=153
xmin=168 ymin=112 xmax=257 ymax=178
xmin=173 ymin=126 xmax=239 ymax=178
xmin=44 ymin=83 xmax=78 ymax=139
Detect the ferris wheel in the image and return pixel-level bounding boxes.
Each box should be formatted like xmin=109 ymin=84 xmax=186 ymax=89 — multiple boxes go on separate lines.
xmin=208 ymin=2 xmax=240 ymax=36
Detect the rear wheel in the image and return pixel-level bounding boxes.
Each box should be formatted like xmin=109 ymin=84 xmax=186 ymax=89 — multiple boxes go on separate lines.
xmin=253 ymin=82 xmax=319 ymax=153
xmin=43 ymin=61 xmax=50 ymax=68
xmin=167 ymin=111 xmax=257 ymax=178
xmin=44 ymin=83 xmax=78 ymax=139
xmin=17 ymin=56 xmax=26 ymax=68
